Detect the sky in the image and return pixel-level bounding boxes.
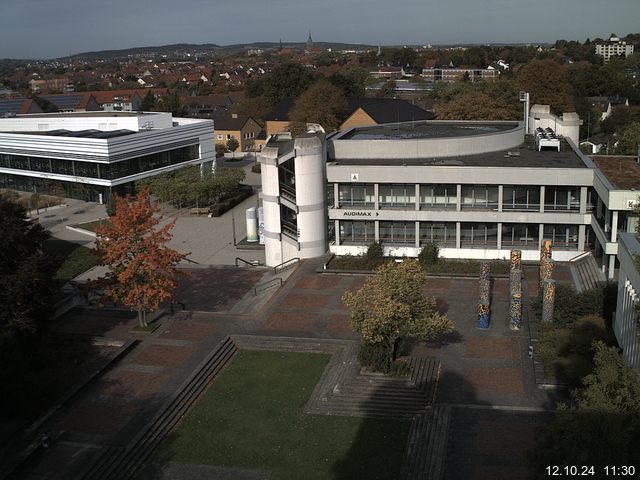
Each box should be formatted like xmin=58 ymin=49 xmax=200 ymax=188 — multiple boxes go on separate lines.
xmin=2 ymin=0 xmax=639 ymax=59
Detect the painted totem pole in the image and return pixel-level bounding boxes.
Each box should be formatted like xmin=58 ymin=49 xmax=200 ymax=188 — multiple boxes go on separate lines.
xmin=477 ymin=262 xmax=491 ymax=329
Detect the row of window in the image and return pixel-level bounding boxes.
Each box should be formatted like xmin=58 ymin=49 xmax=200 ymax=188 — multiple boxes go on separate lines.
xmin=329 ymin=183 xmax=587 ymax=212
xmin=337 ymin=221 xmax=580 ymax=250
xmin=0 ymin=146 xmax=199 ymax=181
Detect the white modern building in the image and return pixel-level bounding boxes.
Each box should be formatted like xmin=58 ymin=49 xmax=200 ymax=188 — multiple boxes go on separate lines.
xmin=613 ymin=232 xmax=640 ymax=368
xmin=595 ymin=34 xmax=634 ymax=63
xmin=258 ymin=107 xmax=639 ymax=279
xmin=0 ymin=111 xmax=215 ymax=202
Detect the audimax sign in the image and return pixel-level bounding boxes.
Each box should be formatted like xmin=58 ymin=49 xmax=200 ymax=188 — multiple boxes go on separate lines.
xmin=342 ymin=211 xmax=379 ymax=217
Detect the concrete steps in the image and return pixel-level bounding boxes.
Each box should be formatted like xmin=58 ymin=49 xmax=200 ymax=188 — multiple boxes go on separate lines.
xmin=571 ymin=253 xmax=606 ymax=292
xmin=80 ymin=336 xmax=238 ymax=480
xmin=400 ymin=404 xmax=451 ymax=480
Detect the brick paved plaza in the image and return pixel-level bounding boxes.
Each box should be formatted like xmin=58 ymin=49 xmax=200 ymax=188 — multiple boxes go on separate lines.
xmin=11 ymin=259 xmax=575 ymax=480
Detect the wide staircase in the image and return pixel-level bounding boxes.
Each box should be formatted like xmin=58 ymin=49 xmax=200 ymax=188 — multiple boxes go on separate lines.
xmin=570 ymin=252 xmax=607 ymax=292
xmin=79 ymin=337 xmax=238 ymax=480
xmin=400 ymin=404 xmax=451 ymax=480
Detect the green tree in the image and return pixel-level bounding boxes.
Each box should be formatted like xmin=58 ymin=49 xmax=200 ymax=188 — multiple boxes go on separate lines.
xmin=328 ymin=66 xmax=368 ymax=97
xmin=418 ymin=242 xmax=439 ymax=267
xmin=289 ymin=79 xmax=347 ymax=132
xmin=617 ymin=121 xmax=640 ymax=155
xmin=342 ymin=260 xmax=454 ymax=365
xmin=376 ymin=79 xmax=396 ymax=99
xmin=226 ymin=136 xmax=240 ymax=152
xmin=139 ymin=91 xmax=157 ymax=111
xmin=256 ymin=61 xmax=315 ymax=104
xmin=516 ymin=59 xmax=575 ymax=114
xmin=434 ymin=80 xmax=521 ymax=120
xmin=159 ymin=90 xmax=182 ymax=116
xmin=529 ymin=343 xmax=640 ymax=476
xmin=0 ymin=197 xmax=55 ymax=343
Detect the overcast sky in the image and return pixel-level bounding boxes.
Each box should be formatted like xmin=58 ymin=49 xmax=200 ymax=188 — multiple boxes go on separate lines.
xmin=2 ymin=0 xmax=639 ymax=59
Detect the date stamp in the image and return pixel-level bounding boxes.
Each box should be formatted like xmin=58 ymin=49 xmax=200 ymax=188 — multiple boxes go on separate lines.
xmin=546 ymin=465 xmax=637 ymax=476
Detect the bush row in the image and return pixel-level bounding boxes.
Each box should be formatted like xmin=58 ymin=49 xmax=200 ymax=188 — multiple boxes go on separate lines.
xmin=209 ymin=185 xmax=254 ymax=217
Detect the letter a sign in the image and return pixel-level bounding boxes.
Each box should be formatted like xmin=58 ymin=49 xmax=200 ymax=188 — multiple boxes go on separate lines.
xmin=351 ymin=173 xmax=359 ymax=182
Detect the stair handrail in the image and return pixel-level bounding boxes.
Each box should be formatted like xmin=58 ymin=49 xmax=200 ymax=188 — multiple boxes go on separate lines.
xmin=273 ymin=257 xmax=300 ymax=274
xmin=235 ymin=257 xmax=260 ymax=267
xmin=568 ymin=251 xmax=592 ymax=262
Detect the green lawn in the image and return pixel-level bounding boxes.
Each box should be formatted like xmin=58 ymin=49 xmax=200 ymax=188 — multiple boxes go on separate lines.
xmin=43 ymin=238 xmax=100 ymax=281
xmin=159 ymin=350 xmax=410 ymax=480
xmin=71 ymin=219 xmax=109 ymax=233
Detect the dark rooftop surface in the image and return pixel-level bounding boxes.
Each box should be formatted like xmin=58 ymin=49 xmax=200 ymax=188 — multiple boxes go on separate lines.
xmin=11 ymin=111 xmax=156 ymax=118
xmin=0 ymin=128 xmax=137 ymax=139
xmin=339 ymin=121 xmax=516 ymax=140
xmin=592 ymin=156 xmax=640 ymax=190
xmin=330 ymin=138 xmax=588 ymax=169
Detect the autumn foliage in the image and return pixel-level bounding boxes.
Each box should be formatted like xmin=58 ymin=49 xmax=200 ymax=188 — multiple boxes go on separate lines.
xmin=95 ymin=188 xmax=184 ymax=326
xmin=342 ymin=260 xmax=454 ymax=366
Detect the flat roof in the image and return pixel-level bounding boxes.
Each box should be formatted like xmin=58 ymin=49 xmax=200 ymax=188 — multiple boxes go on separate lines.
xmin=12 ymin=111 xmax=157 ymax=118
xmin=592 ymin=156 xmax=640 ymax=190
xmin=339 ymin=121 xmax=517 ymax=141
xmin=0 ymin=129 xmax=137 ymax=138
xmin=329 ymin=138 xmax=588 ymax=169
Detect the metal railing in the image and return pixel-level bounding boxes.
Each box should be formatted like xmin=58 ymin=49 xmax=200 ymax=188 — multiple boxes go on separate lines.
xmin=273 ymin=257 xmax=300 ymax=274
xmin=254 ymin=278 xmax=283 ymax=296
xmin=235 ymin=257 xmax=261 ymax=267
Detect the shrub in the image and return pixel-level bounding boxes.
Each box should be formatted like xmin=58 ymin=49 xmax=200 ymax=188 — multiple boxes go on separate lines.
xmin=215 ymin=143 xmax=227 ymax=157
xmin=418 ymin=242 xmax=439 ymax=267
xmin=208 ymin=185 xmax=253 ymax=217
xmin=531 ymin=283 xmax=617 ymax=326
xmin=251 ymin=163 xmax=261 ymax=173
xmin=366 ymin=241 xmax=384 ymax=264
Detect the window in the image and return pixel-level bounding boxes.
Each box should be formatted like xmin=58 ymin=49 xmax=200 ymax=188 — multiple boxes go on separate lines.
xmin=217 ymin=134 xmax=223 ymax=140
xmin=378 ymin=184 xmax=415 ymax=208
xmin=420 ymin=222 xmax=456 ymax=246
xmin=379 ymin=221 xmax=415 ymax=244
xmin=420 ymin=184 xmax=457 ymax=209
xmin=461 ymin=185 xmax=498 ymax=210
xmin=543 ymin=224 xmax=579 ymax=250
xmin=326 ymin=183 xmax=335 ymax=208
xmin=502 ymin=223 xmax=539 ymax=247
xmin=226 ymin=134 xmax=231 ymax=140
xmin=338 ymin=183 xmax=374 ymax=207
xmin=340 ymin=221 xmax=375 ymax=244
xmin=544 ymin=187 xmax=580 ymax=211
xmin=502 ymin=186 xmax=540 ymax=211
xmin=460 ymin=223 xmax=498 ymax=248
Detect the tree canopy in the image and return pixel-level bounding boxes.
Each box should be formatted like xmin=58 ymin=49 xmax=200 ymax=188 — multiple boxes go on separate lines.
xmin=95 ymin=188 xmax=185 ymax=327
xmin=516 ymin=59 xmax=575 ymax=114
xmin=617 ymin=121 xmax=640 ymax=155
xmin=529 ymin=343 xmax=640 ymax=476
xmin=0 ymin=197 xmax=55 ymax=347
xmin=289 ymin=79 xmax=347 ymax=132
xmin=247 ymin=61 xmax=315 ymax=104
xmin=140 ymin=165 xmax=245 ymax=208
xmin=342 ymin=260 xmax=454 ymax=349
xmin=434 ymin=80 xmax=521 ymax=120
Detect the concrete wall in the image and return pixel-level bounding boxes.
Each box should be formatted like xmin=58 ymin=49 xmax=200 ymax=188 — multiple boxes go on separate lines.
xmin=294 ymin=135 xmax=327 ymax=259
xmin=329 ymin=121 xmax=524 ymax=160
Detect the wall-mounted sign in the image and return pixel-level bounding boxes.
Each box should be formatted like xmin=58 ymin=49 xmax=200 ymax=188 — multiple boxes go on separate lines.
xmin=351 ymin=173 xmax=359 ymax=181
xmin=627 ymin=199 xmax=636 ymax=210
xmin=343 ymin=211 xmax=379 ymax=217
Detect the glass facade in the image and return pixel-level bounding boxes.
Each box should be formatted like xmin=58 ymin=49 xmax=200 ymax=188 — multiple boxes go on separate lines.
xmin=379 ymin=221 xmax=415 ymax=244
xmin=544 ymin=186 xmax=580 ymax=211
xmin=460 ymin=223 xmax=498 ymax=247
xmin=378 ymin=184 xmax=415 ymax=208
xmin=461 ymin=185 xmax=498 ymax=210
xmin=338 ymin=183 xmax=374 ymax=208
xmin=419 ymin=222 xmax=456 ymax=246
xmin=339 ymin=221 xmax=375 ymax=244
xmin=420 ymin=184 xmax=456 ymax=209
xmin=0 ymin=145 xmax=199 ymax=181
xmin=543 ymin=224 xmax=579 ymax=250
xmin=502 ymin=223 xmax=539 ymax=247
xmin=502 ymin=186 xmax=540 ymax=211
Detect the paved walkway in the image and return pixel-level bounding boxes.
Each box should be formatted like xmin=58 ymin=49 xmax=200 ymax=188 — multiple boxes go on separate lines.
xmin=13 ymin=256 xmax=571 ymax=480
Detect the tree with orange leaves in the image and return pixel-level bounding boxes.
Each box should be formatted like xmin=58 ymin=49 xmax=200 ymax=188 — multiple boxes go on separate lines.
xmin=95 ymin=188 xmax=185 ymax=327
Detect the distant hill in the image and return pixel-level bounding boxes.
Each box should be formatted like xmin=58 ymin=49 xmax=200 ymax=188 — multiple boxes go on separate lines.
xmin=66 ymin=42 xmax=378 ymax=60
